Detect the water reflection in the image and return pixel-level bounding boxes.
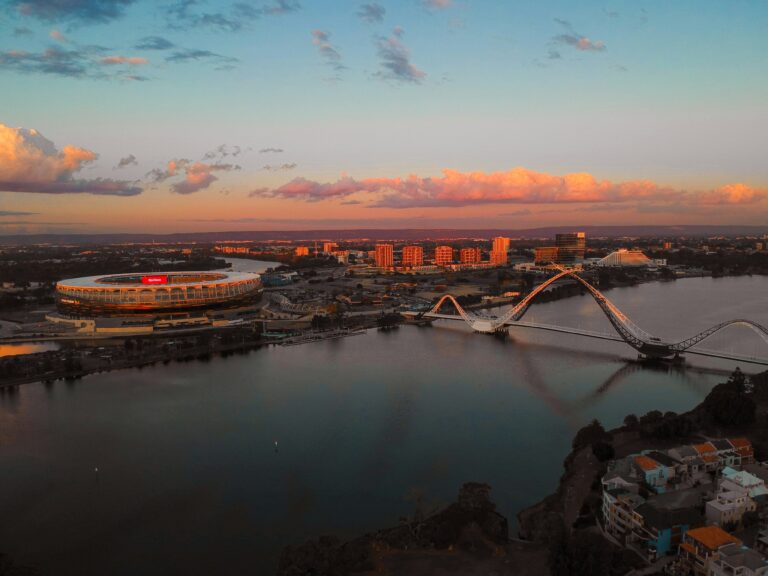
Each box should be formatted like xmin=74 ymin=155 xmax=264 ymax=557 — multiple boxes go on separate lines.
xmin=0 ymin=342 xmax=60 ymax=357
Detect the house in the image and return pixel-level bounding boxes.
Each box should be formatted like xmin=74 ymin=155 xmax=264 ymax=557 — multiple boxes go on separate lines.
xmin=720 ymin=467 xmax=768 ymax=499
xmin=710 ymin=543 xmax=768 ymax=576
xmin=634 ymin=503 xmax=700 ymax=560
xmin=705 ymin=490 xmax=754 ymax=527
xmin=635 ymin=454 xmax=673 ymax=493
xmin=602 ymin=489 xmax=646 ymax=544
xmin=676 ymin=525 xmax=741 ymax=576
xmin=693 ymin=442 xmax=722 ymax=472
xmin=730 ymin=438 xmax=755 ymax=464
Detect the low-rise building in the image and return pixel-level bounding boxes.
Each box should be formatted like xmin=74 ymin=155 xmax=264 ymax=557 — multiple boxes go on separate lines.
xmin=676 ymin=525 xmax=741 ymax=575
xmin=706 ymin=490 xmax=753 ymax=527
xmin=710 ymin=543 xmax=768 ymax=576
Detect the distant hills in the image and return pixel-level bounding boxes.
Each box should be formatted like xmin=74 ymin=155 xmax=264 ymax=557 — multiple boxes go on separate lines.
xmin=1 ymin=225 xmax=767 ymax=245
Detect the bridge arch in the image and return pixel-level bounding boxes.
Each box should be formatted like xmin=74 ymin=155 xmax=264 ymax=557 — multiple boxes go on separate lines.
xmin=424 ymin=268 xmax=768 ymax=359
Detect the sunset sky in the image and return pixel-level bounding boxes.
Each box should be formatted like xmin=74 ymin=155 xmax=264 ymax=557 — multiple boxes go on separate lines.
xmin=1 ymin=0 xmax=767 ymax=234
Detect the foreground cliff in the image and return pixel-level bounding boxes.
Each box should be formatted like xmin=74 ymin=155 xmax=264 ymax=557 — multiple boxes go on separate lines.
xmin=277 ymin=482 xmax=548 ymax=575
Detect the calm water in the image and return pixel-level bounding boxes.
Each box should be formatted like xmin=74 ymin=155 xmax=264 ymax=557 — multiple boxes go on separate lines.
xmin=0 ymin=276 xmax=766 ymax=575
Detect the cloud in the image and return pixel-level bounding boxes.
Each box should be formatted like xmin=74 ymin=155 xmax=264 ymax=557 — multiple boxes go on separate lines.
xmin=147 ymin=158 xmax=240 ymax=194
xmin=115 ymin=154 xmax=137 ymax=168
xmin=203 ymin=144 xmax=242 ymax=160
xmin=422 ymin=0 xmax=451 ymax=9
xmin=13 ymin=27 xmax=33 ymax=36
xmin=357 ymin=2 xmax=385 ymax=23
xmin=554 ymin=34 xmax=606 ymax=52
xmin=134 ymin=36 xmax=175 ymax=50
xmin=259 ymin=147 xmax=284 ymax=153
xmin=0 ymin=123 xmax=142 ymax=196
xmin=7 ymin=0 xmax=137 ymax=24
xmin=375 ymin=27 xmax=426 ymax=84
xmin=0 ymin=210 xmax=37 ymax=216
xmin=165 ymin=48 xmax=238 ymax=67
xmin=0 ymin=44 xmax=148 ymax=80
xmin=171 ymin=161 xmax=239 ymax=194
xmin=311 ymin=29 xmax=345 ymax=73
xmin=101 ymin=55 xmax=148 ymax=65
xmin=251 ymin=167 xmax=766 ymax=209
xmin=262 ymin=163 xmax=297 ymax=171
xmin=166 ymin=0 xmax=300 ymax=32
xmin=49 ymin=29 xmax=67 ymax=42
xmin=552 ymin=18 xmax=606 ymax=52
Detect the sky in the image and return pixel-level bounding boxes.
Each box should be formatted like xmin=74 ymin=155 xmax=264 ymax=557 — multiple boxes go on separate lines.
xmin=0 ymin=0 xmax=767 ymax=234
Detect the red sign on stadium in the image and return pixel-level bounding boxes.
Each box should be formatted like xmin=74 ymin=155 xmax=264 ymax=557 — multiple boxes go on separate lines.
xmin=141 ymin=275 xmax=168 ymax=285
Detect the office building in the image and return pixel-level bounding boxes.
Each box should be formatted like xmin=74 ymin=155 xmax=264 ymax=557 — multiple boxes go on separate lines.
xmin=322 ymin=242 xmax=338 ymax=254
xmin=295 ymin=246 xmax=309 ymax=256
xmin=534 ymin=246 xmax=560 ymax=264
xmin=555 ymin=232 xmax=586 ymax=263
xmin=401 ymin=245 xmax=424 ymax=267
xmin=375 ymin=244 xmax=394 ymax=268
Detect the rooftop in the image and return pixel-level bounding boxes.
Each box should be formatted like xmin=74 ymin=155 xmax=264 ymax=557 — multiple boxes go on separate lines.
xmin=693 ymin=442 xmax=717 ymax=455
xmin=635 ymin=455 xmax=661 ymax=472
xmin=686 ymin=526 xmax=741 ymax=551
xmin=717 ymin=543 xmax=768 ymax=571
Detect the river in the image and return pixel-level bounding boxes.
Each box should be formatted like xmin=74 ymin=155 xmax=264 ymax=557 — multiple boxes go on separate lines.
xmin=0 ymin=275 xmax=766 ymax=575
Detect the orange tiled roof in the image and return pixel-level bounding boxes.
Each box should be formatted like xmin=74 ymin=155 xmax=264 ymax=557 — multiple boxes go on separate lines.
xmin=686 ymin=526 xmax=741 ymax=551
xmin=729 ymin=438 xmax=752 ymax=450
xmin=634 ymin=455 xmax=661 ymax=471
xmin=693 ymin=442 xmax=717 ymax=455
xmin=702 ymin=454 xmax=720 ymax=463
xmin=680 ymin=542 xmax=696 ymax=555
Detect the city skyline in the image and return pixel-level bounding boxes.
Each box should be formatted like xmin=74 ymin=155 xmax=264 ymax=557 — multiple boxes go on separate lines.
xmin=1 ymin=0 xmax=767 ymax=234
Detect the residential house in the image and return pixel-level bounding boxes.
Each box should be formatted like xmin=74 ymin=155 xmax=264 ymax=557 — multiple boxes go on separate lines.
xmin=710 ymin=543 xmax=768 ymax=576
xmin=676 ymin=525 xmax=741 ymax=576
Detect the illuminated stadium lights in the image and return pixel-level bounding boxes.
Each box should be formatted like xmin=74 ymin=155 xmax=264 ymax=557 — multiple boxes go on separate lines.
xmin=55 ymin=271 xmax=262 ymax=316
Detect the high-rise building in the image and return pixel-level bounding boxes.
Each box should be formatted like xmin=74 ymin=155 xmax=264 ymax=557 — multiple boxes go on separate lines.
xmin=663 ymin=241 xmax=673 ymax=250
xmin=555 ymin=232 xmax=586 ymax=263
xmin=490 ymin=236 xmax=510 ymax=265
xmin=375 ymin=244 xmax=394 ymax=268
xmin=401 ymin=245 xmax=424 ymax=267
xmin=295 ymin=246 xmax=309 ymax=256
xmin=434 ymin=245 xmax=454 ymax=266
xmin=322 ymin=242 xmax=338 ymax=254
xmin=460 ymin=247 xmax=482 ymax=264
xmin=492 ymin=236 xmax=510 ymax=253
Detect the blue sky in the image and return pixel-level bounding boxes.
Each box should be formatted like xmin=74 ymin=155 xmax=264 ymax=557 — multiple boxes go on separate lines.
xmin=1 ymin=0 xmax=767 ymax=233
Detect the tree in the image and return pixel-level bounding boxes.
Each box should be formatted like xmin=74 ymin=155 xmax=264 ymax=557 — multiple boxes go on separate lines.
xmin=623 ymin=414 xmax=639 ymax=428
xmin=573 ymin=419 xmax=609 ymax=450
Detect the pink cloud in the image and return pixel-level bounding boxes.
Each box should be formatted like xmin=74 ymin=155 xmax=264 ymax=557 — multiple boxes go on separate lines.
xmin=164 ymin=161 xmax=240 ymax=194
xmin=0 ymin=123 xmax=140 ymax=195
xmin=101 ymin=56 xmax=149 ymax=65
xmin=253 ymin=167 xmax=766 ymax=209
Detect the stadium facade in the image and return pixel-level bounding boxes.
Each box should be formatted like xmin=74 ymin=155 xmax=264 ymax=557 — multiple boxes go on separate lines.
xmin=56 ymin=271 xmax=262 ymax=316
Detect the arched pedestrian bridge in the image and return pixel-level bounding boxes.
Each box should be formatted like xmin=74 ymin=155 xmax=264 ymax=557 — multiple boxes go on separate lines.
xmin=407 ymin=268 xmax=768 ymax=364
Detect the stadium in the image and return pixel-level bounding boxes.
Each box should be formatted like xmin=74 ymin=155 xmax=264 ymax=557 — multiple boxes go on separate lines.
xmin=55 ymin=271 xmax=262 ymax=316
